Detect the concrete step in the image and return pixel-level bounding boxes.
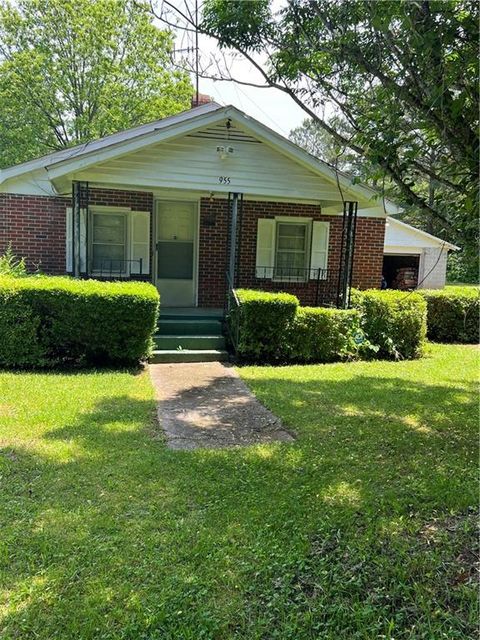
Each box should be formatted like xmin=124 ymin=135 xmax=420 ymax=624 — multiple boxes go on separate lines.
xmin=150 ymin=349 xmax=229 ymax=363
xmin=154 ymin=334 xmax=226 ymax=350
xmin=157 ymin=318 xmax=223 ymax=335
xmin=160 ymin=313 xmax=224 ymax=322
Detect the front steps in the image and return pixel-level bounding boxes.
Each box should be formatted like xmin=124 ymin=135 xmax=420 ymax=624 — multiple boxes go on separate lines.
xmin=150 ymin=309 xmax=229 ymax=363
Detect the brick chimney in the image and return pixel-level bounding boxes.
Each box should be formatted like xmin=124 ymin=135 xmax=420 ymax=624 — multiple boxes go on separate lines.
xmin=191 ymin=93 xmax=213 ymax=108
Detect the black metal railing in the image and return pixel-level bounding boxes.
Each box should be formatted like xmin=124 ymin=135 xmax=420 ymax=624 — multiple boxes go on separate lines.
xmin=251 ymin=266 xmax=340 ymax=307
xmin=89 ymin=258 xmax=144 ymax=280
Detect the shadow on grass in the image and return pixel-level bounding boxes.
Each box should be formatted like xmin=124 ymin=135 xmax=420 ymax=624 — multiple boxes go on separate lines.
xmin=0 ymin=368 xmax=478 ymax=639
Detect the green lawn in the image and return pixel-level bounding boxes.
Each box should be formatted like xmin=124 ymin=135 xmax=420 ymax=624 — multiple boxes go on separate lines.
xmin=0 ymin=344 xmax=478 ymax=639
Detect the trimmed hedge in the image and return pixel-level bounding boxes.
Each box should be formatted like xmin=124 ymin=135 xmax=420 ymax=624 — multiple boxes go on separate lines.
xmin=419 ymin=287 xmax=479 ymax=343
xmin=230 ymin=289 xmax=299 ymax=361
xmin=288 ymin=307 xmax=366 ymax=363
xmin=229 ymin=288 xmax=427 ymax=363
xmin=0 ymin=275 xmax=159 ymax=367
xmin=229 ymin=289 xmax=366 ymax=363
xmin=351 ymin=289 xmax=427 ymax=359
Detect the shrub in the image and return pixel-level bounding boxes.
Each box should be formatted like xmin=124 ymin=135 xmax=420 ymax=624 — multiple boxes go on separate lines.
xmin=352 ymin=289 xmax=427 ymax=359
xmin=0 ymin=243 xmax=28 ymax=277
xmin=288 ymin=307 xmax=367 ymax=363
xmin=229 ymin=289 xmax=299 ymax=361
xmin=228 ymin=289 xmax=367 ymax=363
xmin=0 ymin=275 xmax=159 ymax=368
xmin=419 ymin=287 xmax=479 ymax=343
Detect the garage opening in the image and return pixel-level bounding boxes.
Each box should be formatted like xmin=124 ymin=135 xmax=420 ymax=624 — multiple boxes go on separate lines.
xmin=383 ymin=254 xmax=419 ymax=290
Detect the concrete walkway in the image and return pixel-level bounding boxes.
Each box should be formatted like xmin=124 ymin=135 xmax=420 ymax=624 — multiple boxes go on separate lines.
xmin=149 ymin=362 xmax=294 ymax=450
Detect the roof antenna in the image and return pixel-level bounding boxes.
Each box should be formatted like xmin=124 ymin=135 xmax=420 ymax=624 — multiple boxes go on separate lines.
xmin=194 ymin=0 xmax=199 ymax=107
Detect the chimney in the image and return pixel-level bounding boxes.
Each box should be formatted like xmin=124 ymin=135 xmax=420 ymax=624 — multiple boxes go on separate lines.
xmin=191 ymin=93 xmax=213 ymax=108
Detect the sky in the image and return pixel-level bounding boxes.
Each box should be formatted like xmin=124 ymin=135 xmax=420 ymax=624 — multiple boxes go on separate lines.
xmin=200 ymin=73 xmax=308 ymax=138
xmin=158 ymin=0 xmax=308 ymax=138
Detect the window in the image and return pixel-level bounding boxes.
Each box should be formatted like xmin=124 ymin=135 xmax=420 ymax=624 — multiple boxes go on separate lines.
xmin=91 ymin=212 xmax=127 ymax=273
xmin=274 ymin=222 xmax=309 ymax=280
xmin=255 ymin=217 xmax=329 ymax=281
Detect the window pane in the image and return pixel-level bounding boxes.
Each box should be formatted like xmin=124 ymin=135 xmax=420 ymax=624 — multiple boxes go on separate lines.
xmin=277 ymin=235 xmax=306 ymax=250
xmin=92 ymin=244 xmax=125 ymax=270
xmin=276 ymin=251 xmax=305 ymax=269
xmin=278 ymin=223 xmax=305 ymax=238
xmin=274 ymin=222 xmax=309 ymax=279
xmin=93 ymin=214 xmax=125 ymax=244
xmin=277 ymin=224 xmax=306 ymax=250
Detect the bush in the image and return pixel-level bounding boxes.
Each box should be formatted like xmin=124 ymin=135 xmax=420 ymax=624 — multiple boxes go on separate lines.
xmin=229 ymin=289 xmax=299 ymax=361
xmin=229 ymin=289 xmax=367 ymax=363
xmin=0 ymin=275 xmax=159 ymax=367
xmin=288 ymin=307 xmax=366 ymax=363
xmin=0 ymin=243 xmax=28 ymax=277
xmin=419 ymin=287 xmax=479 ymax=343
xmin=352 ymin=289 xmax=427 ymax=359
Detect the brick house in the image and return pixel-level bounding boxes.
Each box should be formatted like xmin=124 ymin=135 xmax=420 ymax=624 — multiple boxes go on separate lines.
xmin=0 ymin=102 xmax=405 ymax=308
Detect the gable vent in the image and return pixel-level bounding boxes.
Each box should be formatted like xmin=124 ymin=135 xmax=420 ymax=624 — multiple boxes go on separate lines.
xmin=188 ymin=123 xmax=261 ymax=144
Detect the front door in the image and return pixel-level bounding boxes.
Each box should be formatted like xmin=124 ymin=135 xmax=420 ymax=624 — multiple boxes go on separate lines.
xmin=155 ymin=201 xmax=197 ymax=307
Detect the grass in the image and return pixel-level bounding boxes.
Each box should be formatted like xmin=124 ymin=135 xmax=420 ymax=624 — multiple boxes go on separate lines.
xmin=0 ymin=344 xmax=478 ymax=639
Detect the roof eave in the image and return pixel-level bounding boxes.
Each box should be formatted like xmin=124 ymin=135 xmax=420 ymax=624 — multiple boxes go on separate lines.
xmin=0 ymin=102 xmax=224 ymax=185
xmin=387 ymin=216 xmax=459 ymax=250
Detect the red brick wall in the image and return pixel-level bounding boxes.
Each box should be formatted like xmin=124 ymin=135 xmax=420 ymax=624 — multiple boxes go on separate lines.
xmin=1 ymin=191 xmax=385 ymax=306
xmin=198 ymin=198 xmax=386 ymax=307
xmin=87 ymin=188 xmax=153 ymax=212
xmin=0 ymin=189 xmax=153 ymax=275
xmin=0 ymin=193 xmax=68 ymax=274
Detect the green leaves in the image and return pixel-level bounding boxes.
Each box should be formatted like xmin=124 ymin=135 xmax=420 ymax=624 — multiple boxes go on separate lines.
xmin=0 ymin=0 xmax=193 ymax=167
xmin=202 ymin=0 xmax=479 ymax=276
xmin=0 ymin=274 xmax=160 ymax=367
xmin=202 ymin=0 xmax=272 ymax=51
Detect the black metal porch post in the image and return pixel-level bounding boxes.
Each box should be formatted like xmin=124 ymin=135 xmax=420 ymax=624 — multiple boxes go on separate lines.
xmin=228 ymin=192 xmax=240 ymax=287
xmin=72 ymin=181 xmax=81 ymax=277
xmin=337 ymin=200 xmax=358 ymax=309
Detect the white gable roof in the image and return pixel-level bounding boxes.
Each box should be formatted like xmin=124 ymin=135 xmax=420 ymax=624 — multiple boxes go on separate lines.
xmin=385 ymin=216 xmax=458 ymax=251
xmin=0 ymin=102 xmax=401 ymax=213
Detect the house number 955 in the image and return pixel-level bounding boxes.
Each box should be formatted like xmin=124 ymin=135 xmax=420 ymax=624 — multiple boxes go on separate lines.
xmin=218 ymin=176 xmax=231 ymax=184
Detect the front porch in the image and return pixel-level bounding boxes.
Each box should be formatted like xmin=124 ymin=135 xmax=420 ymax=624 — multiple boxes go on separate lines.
xmin=68 ymin=182 xmax=363 ymax=311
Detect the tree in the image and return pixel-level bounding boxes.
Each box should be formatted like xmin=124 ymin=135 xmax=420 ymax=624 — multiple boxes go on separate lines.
xmin=158 ymin=0 xmax=478 ymax=278
xmin=0 ymin=0 xmax=193 ymax=167
xmin=289 ymin=116 xmax=370 ymax=179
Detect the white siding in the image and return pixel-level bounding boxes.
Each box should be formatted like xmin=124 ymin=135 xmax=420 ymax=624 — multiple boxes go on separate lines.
xmin=74 ymin=126 xmax=344 ymax=201
xmin=385 ymin=220 xmax=431 ymax=249
xmin=418 ymin=248 xmax=448 ymax=289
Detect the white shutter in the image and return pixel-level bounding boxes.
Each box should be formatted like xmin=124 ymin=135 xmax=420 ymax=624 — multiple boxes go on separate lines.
xmin=130 ymin=211 xmax=150 ymax=275
xmin=310 ymin=221 xmax=329 ymax=280
xmin=255 ymin=218 xmax=275 ymax=278
xmin=80 ymin=208 xmax=87 ymax=273
xmin=66 ymin=207 xmax=72 ymax=272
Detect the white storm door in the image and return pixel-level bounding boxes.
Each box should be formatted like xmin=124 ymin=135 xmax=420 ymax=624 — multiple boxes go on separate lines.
xmin=156 ymin=201 xmax=197 ymax=307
